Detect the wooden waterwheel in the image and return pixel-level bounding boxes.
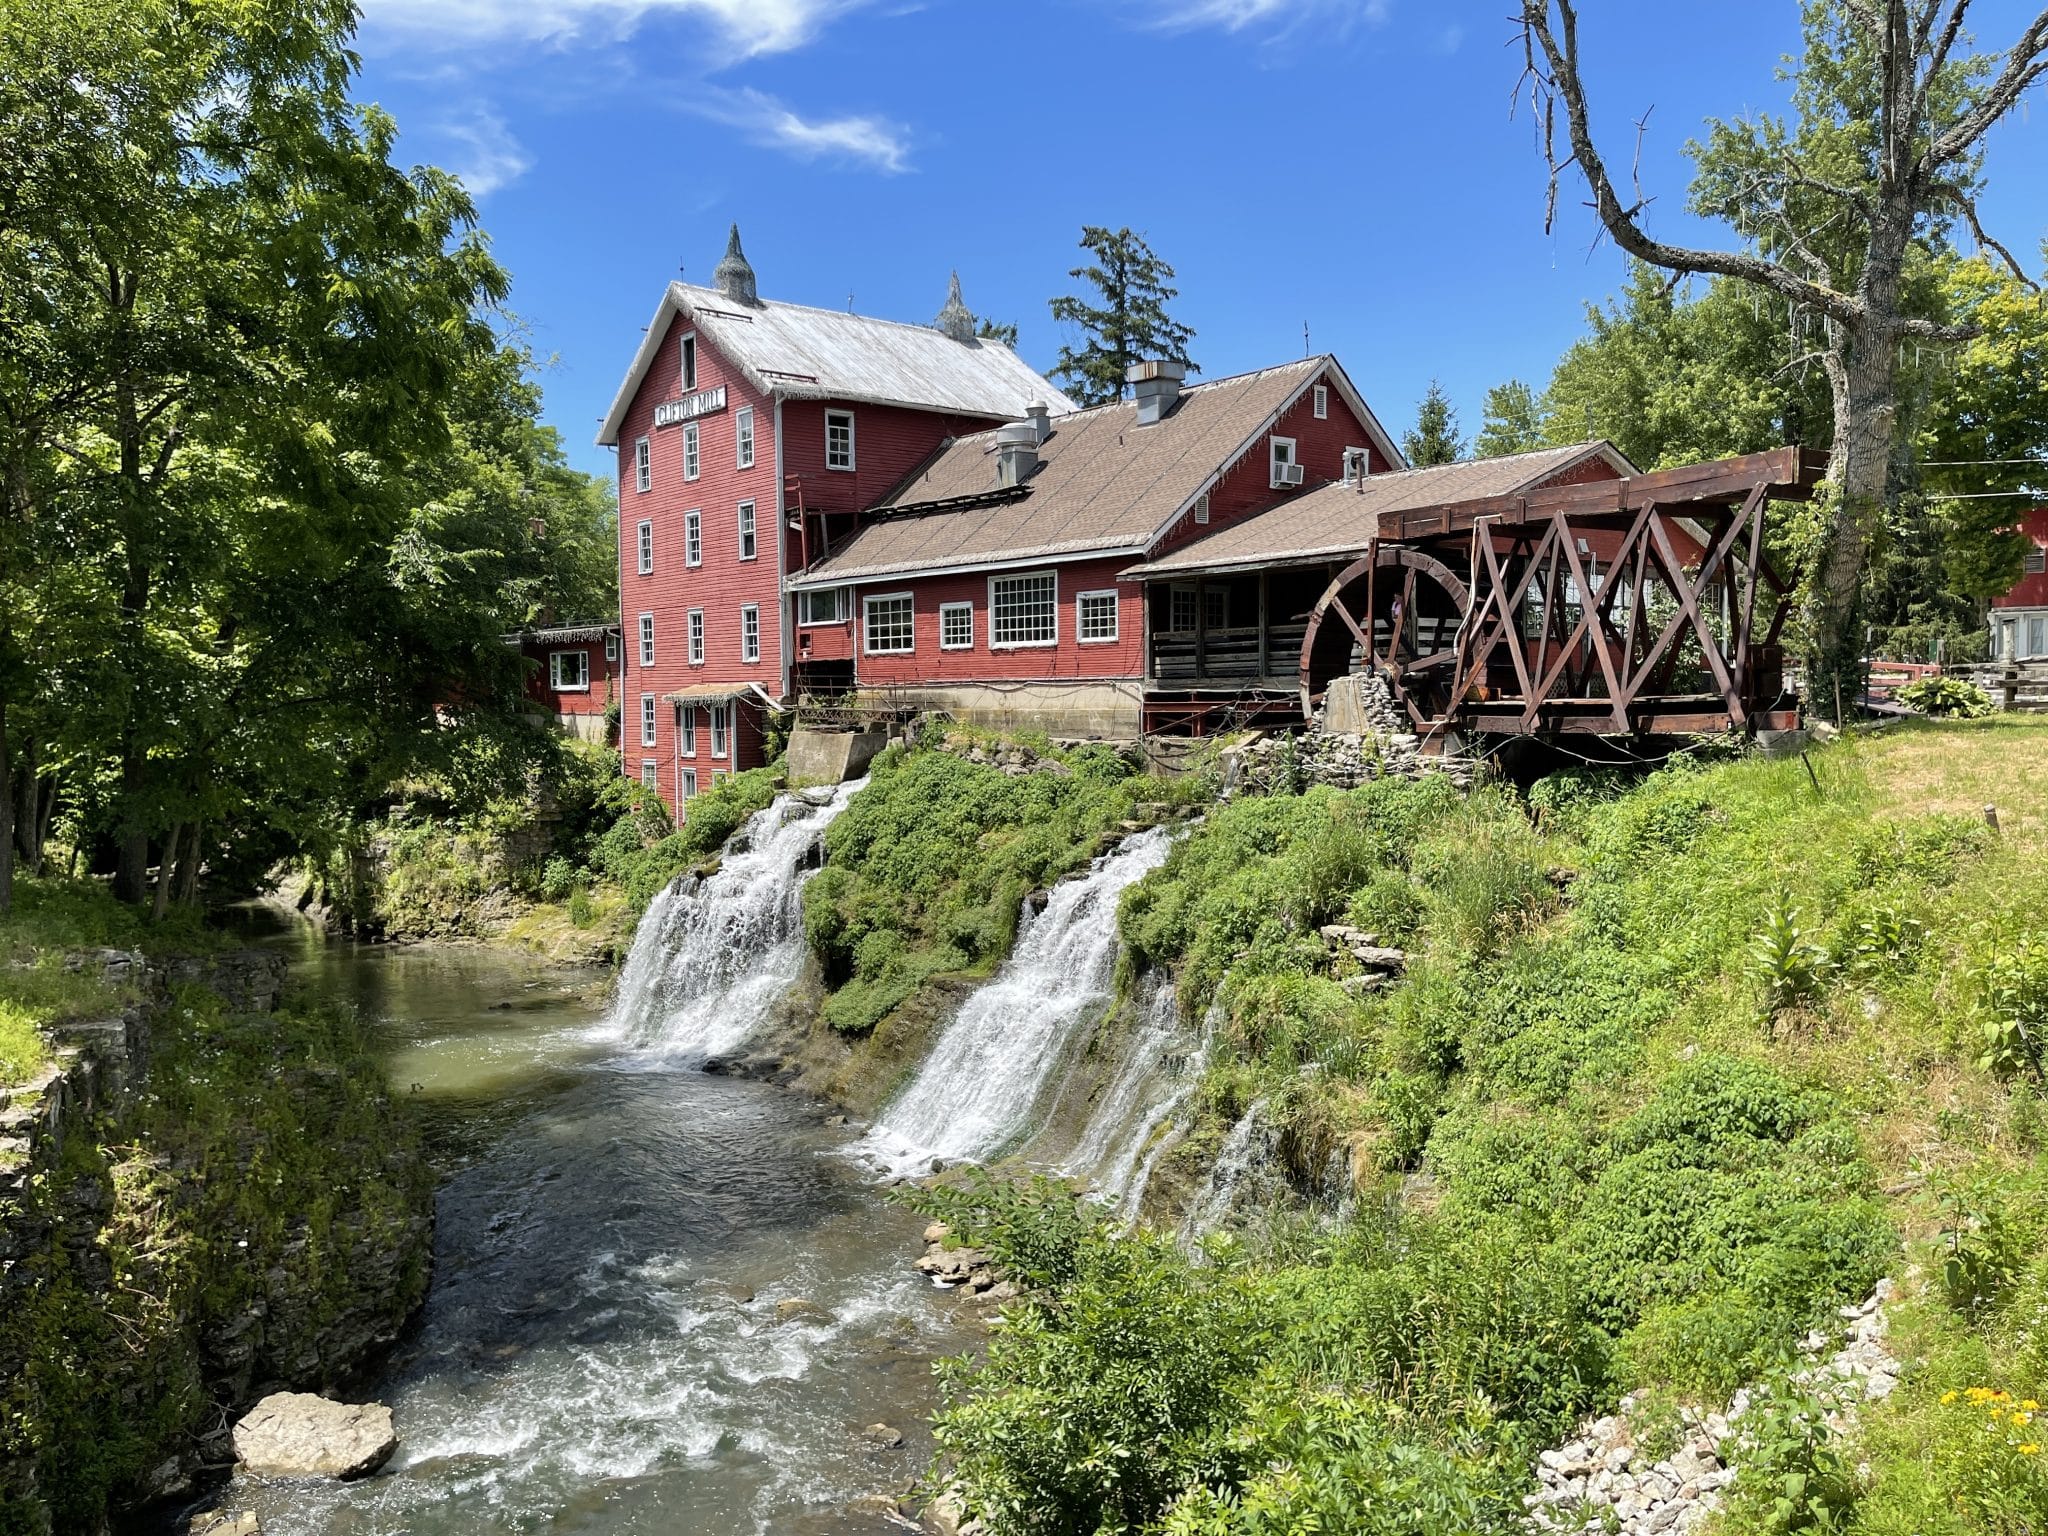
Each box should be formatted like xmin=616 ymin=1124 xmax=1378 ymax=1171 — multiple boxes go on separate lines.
xmin=1298 ymin=543 xmax=1472 ymax=730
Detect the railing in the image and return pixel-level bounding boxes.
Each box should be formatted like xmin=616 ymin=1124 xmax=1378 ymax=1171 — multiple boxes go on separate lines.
xmin=1151 ymin=623 xmax=1308 ymax=682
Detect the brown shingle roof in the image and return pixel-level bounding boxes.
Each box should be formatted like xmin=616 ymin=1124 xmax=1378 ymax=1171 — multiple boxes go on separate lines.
xmin=785 ymin=359 xmax=1327 ymax=588
xmin=1121 ymin=443 xmax=1636 ymax=580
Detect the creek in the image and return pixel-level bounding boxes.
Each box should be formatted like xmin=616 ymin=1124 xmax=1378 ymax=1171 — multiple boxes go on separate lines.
xmin=202 ymin=926 xmax=970 ymax=1535
xmin=194 ymin=790 xmax=1210 ymax=1533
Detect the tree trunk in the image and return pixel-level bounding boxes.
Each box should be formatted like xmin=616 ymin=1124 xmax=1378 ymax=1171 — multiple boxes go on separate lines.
xmin=176 ymin=820 xmax=203 ymax=907
xmin=152 ymin=821 xmax=182 ymax=923
xmin=1806 ymin=318 xmax=1900 ymax=722
xmin=0 ymin=693 xmax=13 ymax=915
xmin=32 ymin=776 xmax=55 ymax=877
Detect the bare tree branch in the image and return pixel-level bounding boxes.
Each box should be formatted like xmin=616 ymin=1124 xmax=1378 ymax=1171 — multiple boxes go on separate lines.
xmin=1918 ymin=6 xmax=2048 ymax=175
xmin=1518 ymin=0 xmax=1865 ymax=325
xmin=1940 ymin=185 xmax=2040 ymax=284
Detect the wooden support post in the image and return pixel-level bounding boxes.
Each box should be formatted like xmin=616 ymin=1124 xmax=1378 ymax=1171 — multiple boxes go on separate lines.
xmin=1257 ymin=569 xmax=1271 ymax=679
xmin=1194 ymin=577 xmax=1208 ymax=679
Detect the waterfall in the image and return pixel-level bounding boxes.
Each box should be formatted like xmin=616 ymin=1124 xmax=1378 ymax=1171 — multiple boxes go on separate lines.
xmin=1064 ymin=978 xmax=1208 ymax=1220
xmin=604 ymin=780 xmax=864 ymax=1063
xmin=1178 ymin=1097 xmax=1276 ymax=1244
xmin=857 ymin=827 xmax=1175 ymax=1176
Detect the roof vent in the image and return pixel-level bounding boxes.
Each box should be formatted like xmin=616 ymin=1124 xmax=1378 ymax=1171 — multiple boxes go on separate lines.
xmin=935 ymin=271 xmax=975 ymax=343
xmin=1127 ymin=359 xmax=1186 ymax=426
xmin=995 ymin=421 xmax=1039 ymax=488
xmin=1025 ymin=401 xmax=1051 ymax=444
xmin=714 ymin=223 xmax=759 ymax=306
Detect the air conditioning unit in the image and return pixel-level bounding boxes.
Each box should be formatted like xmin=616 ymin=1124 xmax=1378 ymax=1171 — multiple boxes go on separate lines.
xmin=1271 ymin=462 xmax=1305 ymax=488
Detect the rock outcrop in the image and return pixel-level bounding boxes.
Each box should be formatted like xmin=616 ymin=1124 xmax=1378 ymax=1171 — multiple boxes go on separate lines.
xmin=231 ymin=1393 xmax=397 ymax=1480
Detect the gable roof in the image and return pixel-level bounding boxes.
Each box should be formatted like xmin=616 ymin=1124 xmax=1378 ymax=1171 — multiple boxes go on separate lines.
xmin=597 ymin=281 xmax=1075 ymax=445
xmin=1121 ymin=442 xmax=1640 ymax=580
xmin=786 ymin=357 xmax=1401 ymax=589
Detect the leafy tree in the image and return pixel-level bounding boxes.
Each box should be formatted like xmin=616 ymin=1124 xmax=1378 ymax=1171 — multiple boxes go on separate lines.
xmin=1049 ymin=226 xmax=1198 ymax=406
xmin=1516 ymin=0 xmax=2048 ymax=713
xmin=974 ymin=316 xmax=1021 ymax=349
xmin=0 ymin=0 xmax=594 ymax=909
xmin=1402 ymin=380 xmax=1468 ymax=466
xmin=1476 ymin=379 xmax=1546 ymax=457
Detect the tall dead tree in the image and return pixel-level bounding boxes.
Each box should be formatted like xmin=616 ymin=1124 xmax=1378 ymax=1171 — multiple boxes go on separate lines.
xmin=1516 ymin=0 xmax=2048 ymax=714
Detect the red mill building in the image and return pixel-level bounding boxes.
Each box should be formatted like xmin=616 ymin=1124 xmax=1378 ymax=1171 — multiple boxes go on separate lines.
xmin=602 ymin=230 xmax=1807 ymax=813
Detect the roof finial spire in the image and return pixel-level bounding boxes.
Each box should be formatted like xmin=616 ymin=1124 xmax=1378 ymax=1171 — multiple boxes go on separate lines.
xmin=714 ymin=223 xmax=759 ymax=305
xmin=935 ymin=269 xmax=975 ymax=343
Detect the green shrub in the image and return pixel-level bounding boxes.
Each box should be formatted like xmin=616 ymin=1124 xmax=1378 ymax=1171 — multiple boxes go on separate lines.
xmin=1897 ymin=675 xmax=1995 ymax=718
xmin=1616 ymin=1288 xmax=1782 ymax=1401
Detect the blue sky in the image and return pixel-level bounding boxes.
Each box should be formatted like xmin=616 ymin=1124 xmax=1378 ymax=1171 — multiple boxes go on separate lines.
xmin=350 ymin=0 xmax=2048 ymax=482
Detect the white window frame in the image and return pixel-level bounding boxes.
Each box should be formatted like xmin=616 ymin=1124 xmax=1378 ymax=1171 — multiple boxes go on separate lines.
xmin=604 ymin=632 xmax=619 ymax=663
xmin=737 ymin=501 xmax=757 ymax=562
xmin=1076 ymin=590 xmax=1120 ymax=645
xmin=684 ymin=509 xmax=702 ymax=568
xmin=989 ymin=570 xmax=1059 ymax=649
xmin=736 ymin=406 xmax=755 ymax=470
xmin=710 ymin=703 xmax=730 ymax=759
xmin=2027 ymin=546 xmax=2047 ymax=574
xmin=741 ymin=604 xmax=760 ymax=663
xmin=798 ymin=587 xmax=847 ymax=626
xmin=1269 ymin=436 xmax=1297 ymax=487
xmin=549 ymin=650 xmax=589 ymax=691
xmin=680 ymin=332 xmax=698 ymax=392
xmin=640 ymin=692 xmax=657 ymax=747
xmin=1192 ymin=493 xmax=1210 ymax=525
xmin=680 ymin=706 xmax=697 ymax=756
xmin=640 ymin=759 xmax=658 ymax=790
xmin=636 ymin=518 xmax=653 ymax=575
xmin=1343 ymin=446 xmax=1370 ymax=484
xmin=825 ymin=409 xmax=856 ymax=472
xmin=939 ymin=601 xmax=974 ymax=651
xmin=862 ymin=591 xmax=916 ymax=655
xmin=684 ymin=422 xmax=701 ymax=482
xmin=638 ymin=613 xmax=655 ymax=667
xmin=1313 ymin=384 xmax=1329 ymax=419
xmin=712 ymin=768 xmax=727 ymax=785
xmin=682 ymin=767 xmax=699 ymax=800
xmin=688 ymin=608 xmax=705 ymax=666
xmin=633 ymin=436 xmax=651 ymax=493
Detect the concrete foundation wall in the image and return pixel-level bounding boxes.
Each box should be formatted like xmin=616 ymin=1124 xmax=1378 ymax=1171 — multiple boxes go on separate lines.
xmin=788 ymin=727 xmax=888 ymax=785
xmin=886 ymin=680 xmax=1145 ymax=740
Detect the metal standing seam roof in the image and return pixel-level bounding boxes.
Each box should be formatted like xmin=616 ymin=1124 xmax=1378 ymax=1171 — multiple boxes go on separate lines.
xmin=785 ymin=359 xmax=1339 ymax=589
xmin=597 ymin=282 xmax=1076 ymax=446
xmin=1119 ymin=442 xmax=1640 ymax=580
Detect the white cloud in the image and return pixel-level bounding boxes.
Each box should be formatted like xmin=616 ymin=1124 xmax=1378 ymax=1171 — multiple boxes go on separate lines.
xmin=439 ymin=109 xmax=532 ymax=195
xmin=691 ymin=88 xmax=910 ymax=173
xmin=1141 ymin=0 xmax=1389 ymax=35
xmin=358 ymin=0 xmax=863 ymax=59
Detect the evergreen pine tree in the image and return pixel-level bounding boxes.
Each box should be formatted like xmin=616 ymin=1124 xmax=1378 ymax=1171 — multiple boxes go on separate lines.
xmin=1048 ymin=227 xmax=1197 ymax=406
xmin=974 ymin=317 xmax=1020 ymax=348
xmin=1401 ymin=380 xmax=1467 ymax=466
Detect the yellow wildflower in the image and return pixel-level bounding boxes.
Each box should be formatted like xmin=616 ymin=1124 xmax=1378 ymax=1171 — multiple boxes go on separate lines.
xmin=2026 ymin=1400 xmax=2042 ymax=1412
xmin=1943 ymin=1390 xmax=1960 ymax=1405
xmin=2016 ymin=1411 xmax=2035 ymax=1427
xmin=2020 ymin=1444 xmax=2039 ymax=1456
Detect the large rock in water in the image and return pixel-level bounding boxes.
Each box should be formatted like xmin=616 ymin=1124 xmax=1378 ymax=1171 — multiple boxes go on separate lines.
xmin=232 ymin=1393 xmax=397 ymax=1479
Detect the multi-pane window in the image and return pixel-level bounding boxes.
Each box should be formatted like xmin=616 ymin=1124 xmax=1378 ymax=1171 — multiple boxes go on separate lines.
xmin=940 ymin=601 xmax=974 ymax=650
xmin=640 ymin=759 xmax=657 ymax=790
xmin=799 ymin=587 xmax=846 ymax=624
xmin=640 ymin=693 xmax=657 ymax=747
xmin=688 ymin=609 xmax=705 ymax=665
xmin=681 ymin=334 xmax=697 ymax=391
xmin=864 ymin=593 xmax=915 ymax=654
xmin=710 ymin=704 xmax=730 ymax=759
xmin=550 ymin=650 xmax=589 ymax=690
xmin=684 ymin=423 xmax=701 ymax=481
xmin=634 ymin=436 xmax=651 ymax=493
xmin=737 ymin=501 xmax=757 ymax=561
xmin=638 ymin=613 xmax=655 ymax=666
xmin=2027 ymin=546 xmax=2047 ymax=574
xmin=636 ymin=519 xmax=653 ymax=575
xmin=1169 ymin=586 xmax=1197 ymax=633
xmin=736 ymin=407 xmax=755 ymax=470
xmin=741 ymin=604 xmax=760 ymax=663
xmin=681 ymin=768 xmax=698 ymax=800
xmin=990 ymin=572 xmax=1057 ymax=647
xmin=604 ymin=632 xmax=619 ymax=662
xmin=685 ymin=509 xmax=702 ymax=567
xmin=680 ymin=706 xmax=697 ymax=756
xmin=1076 ymin=590 xmax=1119 ymax=644
xmin=1313 ymin=383 xmax=1329 ymax=419
xmin=1269 ymin=436 xmax=1297 ymax=486
xmin=825 ymin=410 xmax=855 ymax=471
